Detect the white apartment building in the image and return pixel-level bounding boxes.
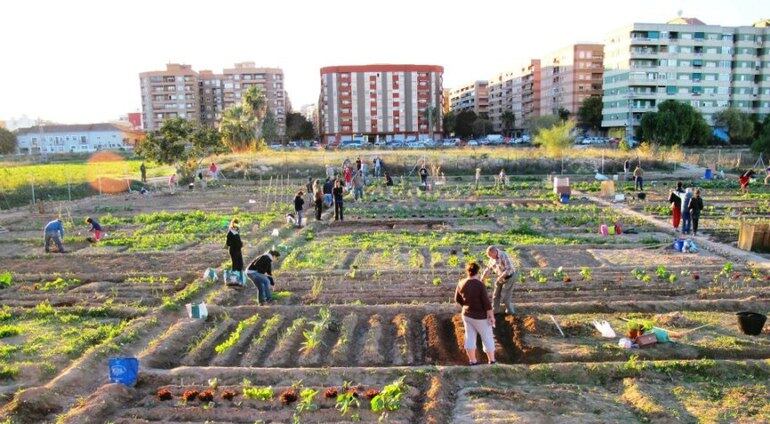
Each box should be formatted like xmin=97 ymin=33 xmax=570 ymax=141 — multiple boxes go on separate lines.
xmin=487 ymin=70 xmax=523 ymax=133
xmin=15 ymin=123 xmax=143 ymax=155
xmin=602 ymin=18 xmax=770 ymax=138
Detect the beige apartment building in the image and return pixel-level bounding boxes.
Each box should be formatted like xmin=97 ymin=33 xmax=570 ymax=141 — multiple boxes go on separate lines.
xmin=520 ymin=59 xmax=542 ymax=124
xmin=449 ymin=81 xmax=489 ymax=115
xmin=488 ymin=68 xmax=526 ymax=133
xmin=140 ymin=63 xmax=287 ymax=133
xmin=540 ymin=44 xmax=604 ymax=116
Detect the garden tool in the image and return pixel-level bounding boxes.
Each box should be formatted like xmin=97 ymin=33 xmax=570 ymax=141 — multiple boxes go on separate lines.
xmin=592 ymin=320 xmax=617 ymax=338
xmin=550 ymin=315 xmax=566 ymax=338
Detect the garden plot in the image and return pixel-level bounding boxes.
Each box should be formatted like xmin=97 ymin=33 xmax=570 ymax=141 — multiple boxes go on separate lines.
xmin=0 ymin=306 xmax=135 ymax=393
xmin=63 ymin=367 xmax=429 ymax=424
xmin=447 ymin=360 xmax=770 ymax=424
xmin=590 ymin=246 xmax=727 ymax=267
xmin=138 ymin=306 xmax=546 ymax=369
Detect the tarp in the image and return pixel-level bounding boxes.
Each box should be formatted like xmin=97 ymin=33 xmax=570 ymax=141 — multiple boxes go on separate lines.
xmin=713 ymin=127 xmax=729 ymax=143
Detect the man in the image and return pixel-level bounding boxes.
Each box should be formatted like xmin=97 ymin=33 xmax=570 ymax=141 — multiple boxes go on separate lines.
xmin=294 ymin=190 xmax=305 ymax=228
xmin=373 ymin=157 xmax=382 ymax=178
xmin=352 ymin=170 xmax=364 ymax=201
xmin=247 ymin=250 xmax=280 ymax=304
xmin=355 ymin=157 xmax=362 ymax=171
xmin=44 ymin=218 xmax=65 ymax=253
xmin=633 ymin=165 xmax=644 ymax=191
xmin=419 ymin=164 xmax=429 ymax=186
xmin=333 ymin=178 xmax=344 ymax=221
xmin=480 ymin=246 xmax=516 ymax=314
xmin=322 ymin=177 xmax=334 ymax=208
xmin=140 ymin=162 xmax=147 ymax=183
xmin=623 ymin=159 xmax=630 ymax=180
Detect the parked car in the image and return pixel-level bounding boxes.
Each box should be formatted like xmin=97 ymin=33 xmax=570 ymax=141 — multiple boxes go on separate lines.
xmin=340 ymin=141 xmax=363 ymax=149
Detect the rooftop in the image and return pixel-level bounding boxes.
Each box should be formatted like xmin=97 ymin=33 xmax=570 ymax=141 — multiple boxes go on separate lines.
xmin=15 ymin=123 xmax=127 ymax=135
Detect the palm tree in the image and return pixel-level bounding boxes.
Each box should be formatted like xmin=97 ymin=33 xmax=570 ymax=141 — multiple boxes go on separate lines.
xmin=501 ymin=111 xmax=515 ymax=137
xmin=219 ymin=105 xmax=257 ymax=150
xmin=423 ymin=106 xmax=440 ymax=141
xmin=243 ymin=86 xmax=267 ymax=121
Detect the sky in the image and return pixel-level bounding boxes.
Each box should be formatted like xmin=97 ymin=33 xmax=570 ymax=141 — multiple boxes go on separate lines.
xmin=1 ymin=0 xmax=768 ymax=124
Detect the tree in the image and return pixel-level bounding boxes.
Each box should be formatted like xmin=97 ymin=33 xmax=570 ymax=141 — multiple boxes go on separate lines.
xmin=534 ymin=119 xmax=575 ymax=157
xmin=577 ymin=96 xmax=603 ymax=131
xmin=713 ymin=108 xmax=755 ymax=144
xmin=639 ymin=100 xmax=711 ymax=146
xmin=243 ymin=86 xmax=267 ymax=121
xmin=0 ymin=128 xmax=17 ymax=154
xmin=751 ymin=114 xmax=770 ymax=156
xmin=219 ymin=105 xmax=257 ymax=150
xmin=285 ymin=112 xmax=315 ymax=141
xmin=443 ymin=111 xmax=456 ymax=136
xmin=136 ymin=117 xmax=225 ymax=181
xmin=526 ymin=115 xmax=562 ymax=135
xmin=557 ymin=107 xmax=571 ymax=121
xmin=261 ymin=109 xmax=279 ymax=144
xmin=501 ymin=111 xmax=515 ymax=136
xmin=423 ymin=106 xmax=440 ymax=141
xmin=472 ymin=119 xmax=493 ymax=138
xmin=454 ymin=110 xmax=477 ymax=139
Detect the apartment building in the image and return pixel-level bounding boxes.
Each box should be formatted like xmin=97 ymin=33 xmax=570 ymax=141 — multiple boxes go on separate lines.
xmin=140 ymin=63 xmax=287 ymax=133
xmin=488 ymin=69 xmax=523 ymax=133
xmin=602 ymin=18 xmax=770 ymax=137
xmin=520 ymin=59 xmax=542 ymax=123
xmin=318 ymin=64 xmax=444 ymax=144
xmin=15 ymin=123 xmax=144 ymax=155
xmin=540 ymin=44 xmax=604 ymax=116
xmin=139 ymin=64 xmax=201 ymax=131
xmin=449 ymin=81 xmax=489 ymax=115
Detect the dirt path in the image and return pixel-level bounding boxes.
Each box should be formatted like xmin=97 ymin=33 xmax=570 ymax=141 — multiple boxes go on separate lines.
xmin=584 ymin=192 xmax=770 ymax=270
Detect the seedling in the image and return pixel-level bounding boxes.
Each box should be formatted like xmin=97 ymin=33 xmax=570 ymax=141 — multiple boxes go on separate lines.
xmin=370 ymin=377 xmax=406 ymax=413
xmin=243 ymin=385 xmax=274 ymax=401
xmin=295 ymin=388 xmax=319 ymax=414
xmin=579 ymin=267 xmax=592 ymax=281
xmin=335 ymin=390 xmax=360 ymax=416
xmin=432 ymin=277 xmax=442 ymax=287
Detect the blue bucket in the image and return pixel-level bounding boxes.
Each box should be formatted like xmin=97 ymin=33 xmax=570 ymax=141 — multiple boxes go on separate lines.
xmin=560 ymin=193 xmax=570 ymax=204
xmin=673 ymin=239 xmax=684 ymax=251
xmin=109 ymin=357 xmax=139 ymax=386
xmin=704 ymin=168 xmax=713 ymax=180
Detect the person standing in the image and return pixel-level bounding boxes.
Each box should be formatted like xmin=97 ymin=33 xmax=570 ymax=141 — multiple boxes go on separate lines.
xmin=209 ymin=163 xmax=219 ymax=180
xmin=294 ymin=190 xmax=305 ymax=228
xmin=689 ymin=189 xmax=704 ymax=236
xmin=681 ymin=188 xmax=693 ymax=234
xmin=325 ymin=164 xmax=335 ymax=180
xmin=419 ymin=163 xmax=429 ymax=186
xmin=352 ymin=170 xmax=364 ymax=201
xmin=343 ymin=165 xmax=353 ymax=189
xmin=355 ymin=157 xmax=362 ymax=172
xmin=668 ymin=182 xmax=685 ymax=232
xmin=373 ymin=157 xmax=382 ymax=178
xmin=623 ymin=159 xmax=630 ymax=180
xmin=168 ymin=173 xmax=178 ymax=194
xmin=322 ymin=177 xmax=333 ymax=208
xmin=633 ymin=165 xmax=644 ymax=191
xmin=85 ymin=217 xmax=104 ymax=243
xmin=139 ymin=162 xmax=147 ymax=183
xmin=455 ymin=262 xmax=496 ymax=366
xmin=314 ymin=180 xmax=324 ymax=221
xmin=333 ymin=179 xmax=344 ymax=221
xmin=43 ymin=218 xmax=65 ymax=253
xmin=247 ymin=250 xmax=280 ymax=304
xmin=384 ymin=171 xmax=394 ymax=187
xmin=480 ymin=246 xmax=517 ymax=315
xmin=225 ymin=219 xmax=243 ymax=272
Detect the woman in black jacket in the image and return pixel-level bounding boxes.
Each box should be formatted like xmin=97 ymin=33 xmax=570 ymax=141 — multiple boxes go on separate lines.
xmin=225 ymin=218 xmax=243 ymax=271
xmin=689 ymin=189 xmax=705 ymax=236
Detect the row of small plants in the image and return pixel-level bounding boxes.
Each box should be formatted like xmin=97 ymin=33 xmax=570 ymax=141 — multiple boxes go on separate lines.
xmin=155 ymin=377 xmax=407 ymax=420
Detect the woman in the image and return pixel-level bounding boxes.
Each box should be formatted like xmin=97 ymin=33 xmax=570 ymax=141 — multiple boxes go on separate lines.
xmin=454 ymin=262 xmax=496 ymax=366
xmin=333 ymin=179 xmax=344 ymax=221
xmin=352 ymin=171 xmax=364 ymax=201
xmin=739 ymin=170 xmax=754 ymax=193
xmin=681 ymin=188 xmax=693 ymax=234
xmin=313 ymin=179 xmax=323 ymax=221
xmin=689 ymin=188 xmax=704 ymax=236
xmin=85 ymin=217 xmax=103 ymax=243
xmin=294 ymin=190 xmax=305 ymax=228
xmin=343 ymin=165 xmax=353 ymax=189
xmin=668 ymin=182 xmax=684 ymax=232
xmin=225 ymin=219 xmax=243 ymax=272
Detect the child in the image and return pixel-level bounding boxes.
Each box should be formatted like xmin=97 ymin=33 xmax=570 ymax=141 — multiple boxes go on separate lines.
xmin=86 ymin=217 xmax=103 ymax=243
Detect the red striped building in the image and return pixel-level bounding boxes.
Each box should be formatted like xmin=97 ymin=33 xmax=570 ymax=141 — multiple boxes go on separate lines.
xmin=318 ymin=64 xmax=444 ymax=144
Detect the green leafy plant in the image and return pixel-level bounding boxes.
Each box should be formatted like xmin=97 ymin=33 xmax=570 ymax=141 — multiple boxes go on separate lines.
xmin=579 ymin=267 xmax=592 ymax=281
xmin=215 ymin=314 xmax=260 ymax=354
xmin=300 ymin=308 xmax=332 ymax=353
xmin=0 ymin=272 xmax=12 ymax=289
xmin=242 ymin=383 xmax=274 ymax=401
xmin=39 ymin=277 xmax=81 ymax=292
xmin=296 ymin=388 xmax=319 ymax=414
xmin=431 ymin=277 xmax=442 ymax=287
xmin=335 ymin=390 xmax=360 ymax=416
xmin=370 ymin=377 xmax=406 ymax=413
xmin=552 ymin=266 xmax=566 ymax=280
xmin=529 ymin=269 xmax=548 ymax=284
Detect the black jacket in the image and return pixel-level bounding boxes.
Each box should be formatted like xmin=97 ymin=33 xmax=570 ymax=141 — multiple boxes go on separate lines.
xmin=668 ymin=190 xmax=684 ymax=208
xmin=385 ymin=175 xmax=394 ymax=186
xmin=225 ymin=230 xmax=242 ymax=250
xmin=323 ymin=180 xmax=333 ymax=194
xmin=333 ymin=186 xmax=344 ymax=200
xmin=689 ymin=197 xmax=704 ymax=216
xmin=248 ymin=254 xmax=273 ymax=275
xmin=294 ymin=196 xmax=304 ymax=211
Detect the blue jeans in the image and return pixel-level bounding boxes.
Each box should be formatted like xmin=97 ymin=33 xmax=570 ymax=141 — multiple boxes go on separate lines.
xmin=354 ymin=187 xmax=363 ymax=200
xmin=681 ymin=212 xmax=692 ymax=234
xmin=44 ymin=231 xmax=64 ymax=252
xmin=247 ymin=271 xmax=272 ymax=303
